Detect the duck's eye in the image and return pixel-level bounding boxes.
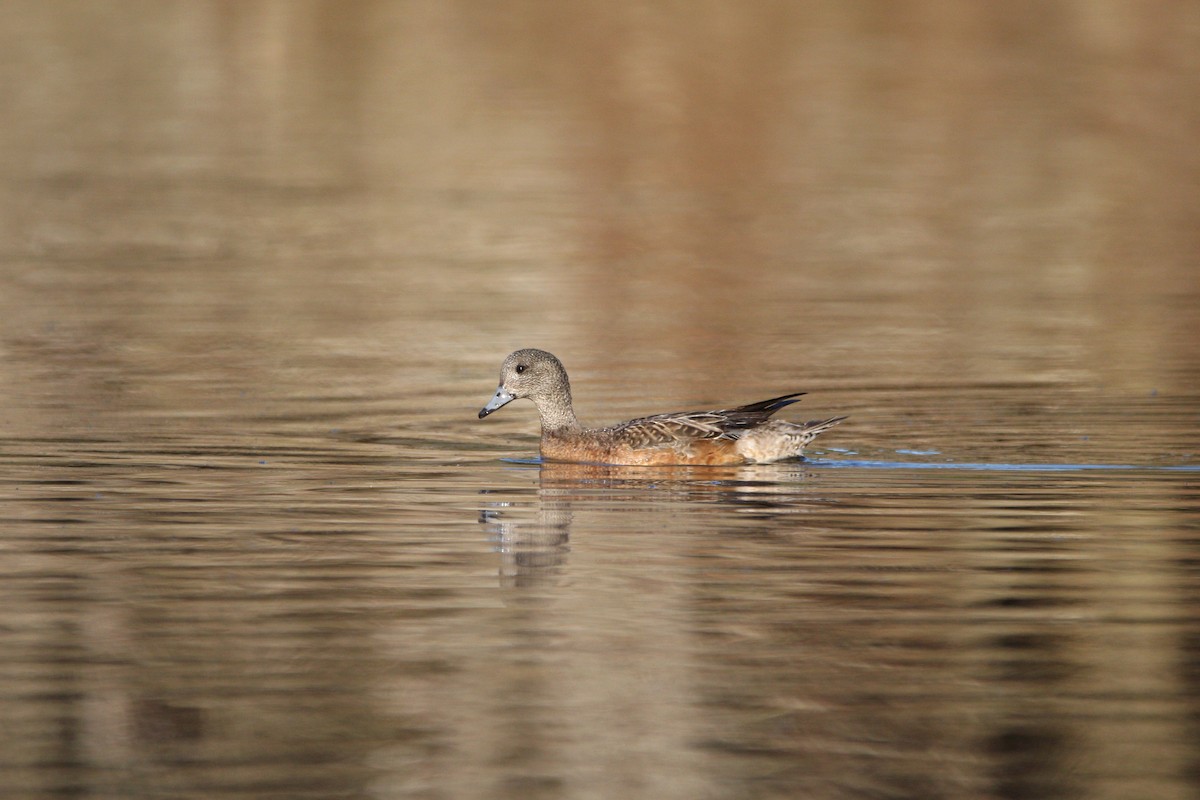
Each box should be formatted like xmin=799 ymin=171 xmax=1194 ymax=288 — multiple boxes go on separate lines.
xmin=515 ymin=364 xmax=527 ymax=374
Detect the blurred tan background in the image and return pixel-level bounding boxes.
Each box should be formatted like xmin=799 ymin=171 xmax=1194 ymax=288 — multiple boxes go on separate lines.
xmin=1 ymin=6 xmax=1199 ymax=799
xmin=0 ymin=1 xmax=1197 ymax=435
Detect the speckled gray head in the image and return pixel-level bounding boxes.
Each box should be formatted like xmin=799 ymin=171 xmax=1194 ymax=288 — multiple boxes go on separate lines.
xmin=478 ymin=349 xmax=572 ymax=420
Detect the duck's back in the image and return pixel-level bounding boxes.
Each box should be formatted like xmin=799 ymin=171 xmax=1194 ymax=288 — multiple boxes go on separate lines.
xmin=539 ymin=392 xmax=814 ymax=465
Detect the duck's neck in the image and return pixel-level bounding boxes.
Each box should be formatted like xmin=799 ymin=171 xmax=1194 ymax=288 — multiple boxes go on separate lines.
xmin=535 ymin=385 xmax=582 ymax=434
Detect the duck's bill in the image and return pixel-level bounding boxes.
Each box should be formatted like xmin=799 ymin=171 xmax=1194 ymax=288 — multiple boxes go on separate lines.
xmin=478 ymin=387 xmax=515 ymax=419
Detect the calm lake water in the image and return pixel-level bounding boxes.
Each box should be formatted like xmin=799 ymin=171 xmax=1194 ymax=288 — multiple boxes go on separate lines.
xmin=2 ymin=3 xmax=1198 ymax=799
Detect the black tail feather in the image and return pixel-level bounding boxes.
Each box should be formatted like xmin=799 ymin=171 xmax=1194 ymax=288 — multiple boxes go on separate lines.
xmin=733 ymin=391 xmax=807 ymax=415
xmin=712 ymin=391 xmax=810 ymax=433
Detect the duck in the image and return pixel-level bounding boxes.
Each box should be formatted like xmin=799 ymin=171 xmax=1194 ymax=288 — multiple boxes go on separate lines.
xmin=478 ymin=349 xmax=845 ymax=465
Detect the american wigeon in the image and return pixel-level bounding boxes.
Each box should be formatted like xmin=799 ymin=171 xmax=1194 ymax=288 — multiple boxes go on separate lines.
xmin=478 ymin=349 xmax=846 ymax=465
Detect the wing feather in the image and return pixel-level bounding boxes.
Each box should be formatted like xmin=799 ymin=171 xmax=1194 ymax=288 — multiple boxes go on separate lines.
xmin=607 ymin=392 xmax=810 ymax=450
xmin=610 ymin=411 xmax=729 ymax=449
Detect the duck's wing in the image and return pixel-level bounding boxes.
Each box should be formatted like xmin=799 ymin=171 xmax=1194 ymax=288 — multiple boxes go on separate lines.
xmin=608 ymin=410 xmax=727 ymax=449
xmin=714 ymin=392 xmax=807 ymax=432
xmin=608 ymin=392 xmax=808 ymax=449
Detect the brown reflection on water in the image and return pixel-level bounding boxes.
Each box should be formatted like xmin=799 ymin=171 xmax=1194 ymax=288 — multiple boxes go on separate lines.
xmin=1 ymin=2 xmax=1199 ymax=799
xmin=482 ymin=460 xmax=843 ymax=589
xmin=0 ymin=3 xmax=1196 ymax=394
xmin=476 ymin=462 xmax=1199 ymax=798
xmin=451 ymin=2 xmax=1200 ymax=387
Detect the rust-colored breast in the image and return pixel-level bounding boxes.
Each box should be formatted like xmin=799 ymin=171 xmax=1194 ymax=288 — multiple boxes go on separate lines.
xmin=540 ymin=430 xmax=747 ymax=466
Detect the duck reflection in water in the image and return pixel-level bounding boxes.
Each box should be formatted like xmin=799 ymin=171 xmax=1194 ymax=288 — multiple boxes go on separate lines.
xmin=479 ymin=461 xmax=840 ymax=589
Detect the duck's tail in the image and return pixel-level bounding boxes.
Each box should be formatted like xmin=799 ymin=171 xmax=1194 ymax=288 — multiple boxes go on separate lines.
xmin=794 ymin=415 xmax=848 ymax=439
xmin=734 ymin=415 xmax=848 ymax=463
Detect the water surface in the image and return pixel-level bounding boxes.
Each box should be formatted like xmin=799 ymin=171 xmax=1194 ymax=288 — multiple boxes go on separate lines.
xmin=1 ymin=3 xmax=1198 ymax=799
